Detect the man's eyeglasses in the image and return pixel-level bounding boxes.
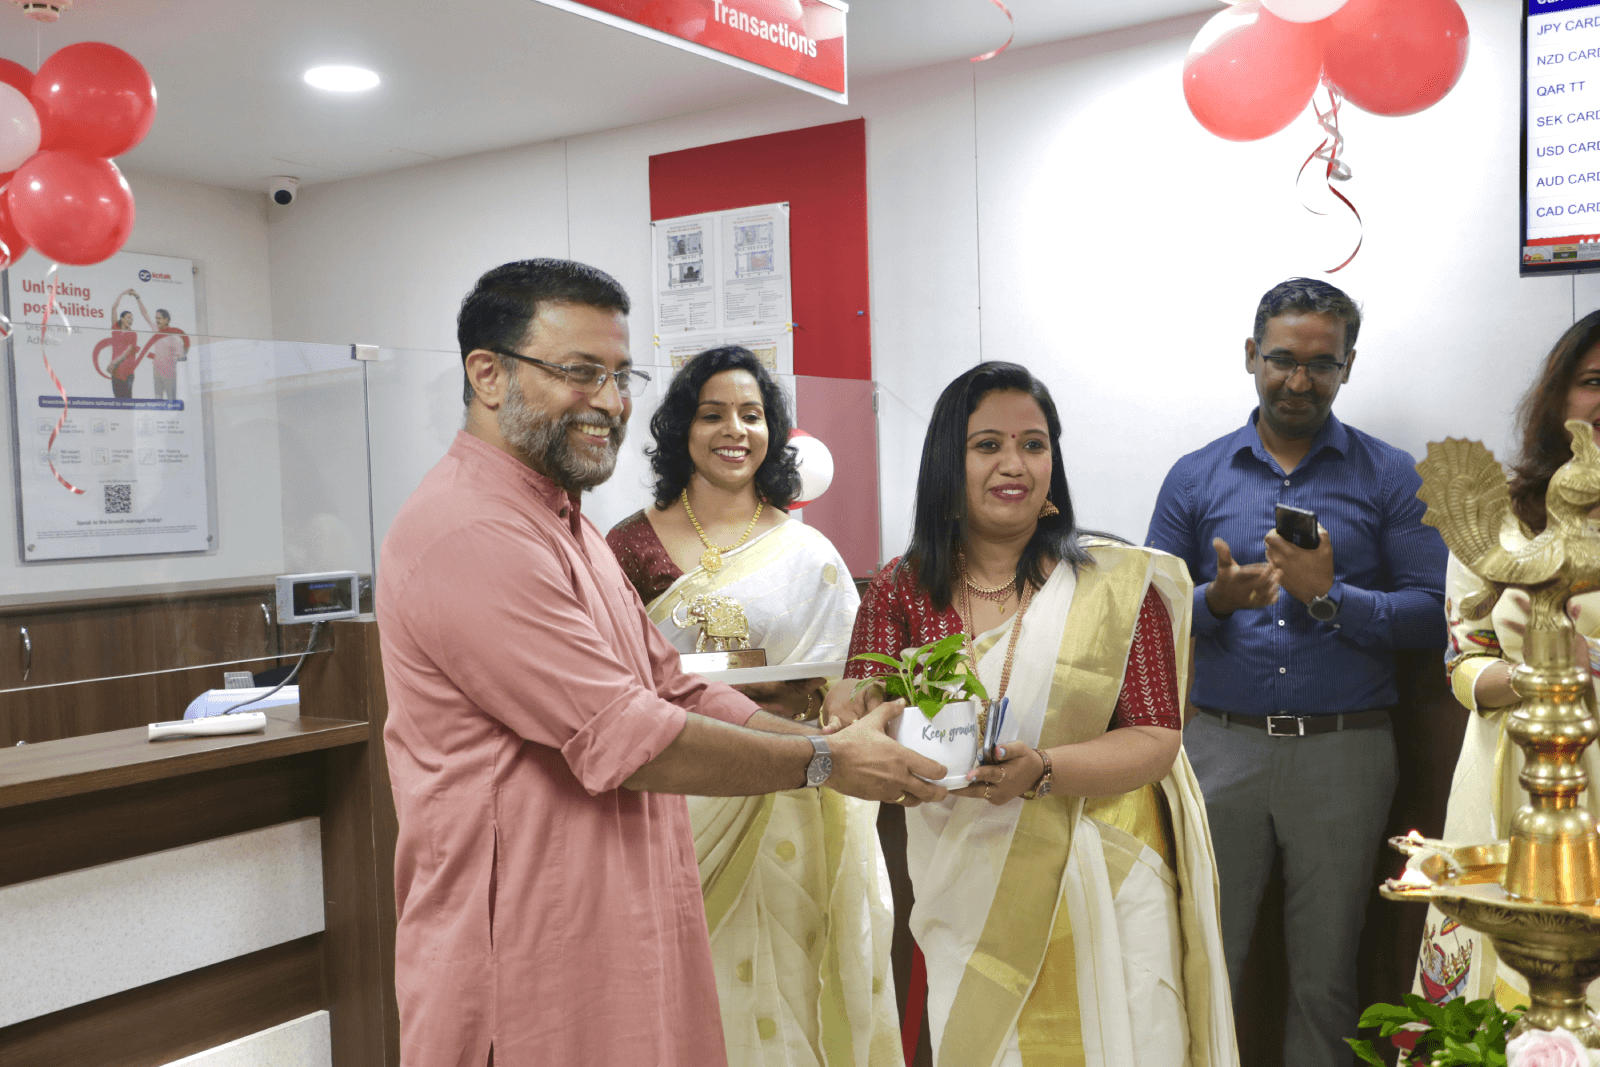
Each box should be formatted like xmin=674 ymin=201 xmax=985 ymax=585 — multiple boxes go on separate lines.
xmin=1259 ymin=354 xmax=1347 ymax=383
xmin=491 ymin=348 xmax=651 ymax=398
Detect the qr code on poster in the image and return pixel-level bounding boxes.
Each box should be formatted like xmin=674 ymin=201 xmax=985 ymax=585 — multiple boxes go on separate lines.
xmin=104 ymin=483 xmax=133 ymax=515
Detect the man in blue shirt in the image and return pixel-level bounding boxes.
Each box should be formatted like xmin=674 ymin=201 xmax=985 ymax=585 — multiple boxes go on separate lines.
xmin=1145 ymin=278 xmax=1446 ymax=1067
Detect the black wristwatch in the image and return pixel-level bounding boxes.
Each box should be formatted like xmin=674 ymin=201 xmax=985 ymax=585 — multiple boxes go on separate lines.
xmin=804 ymin=736 xmax=833 ymax=788
xmin=1308 ymin=588 xmax=1340 ymax=622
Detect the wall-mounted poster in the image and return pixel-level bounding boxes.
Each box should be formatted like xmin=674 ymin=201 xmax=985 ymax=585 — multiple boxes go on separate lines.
xmin=3 ymin=250 xmax=214 ymax=562
xmin=652 ymin=202 xmax=793 ymax=373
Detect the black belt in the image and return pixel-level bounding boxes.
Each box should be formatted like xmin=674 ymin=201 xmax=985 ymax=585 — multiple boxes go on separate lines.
xmin=1197 ymin=707 xmax=1393 ymax=737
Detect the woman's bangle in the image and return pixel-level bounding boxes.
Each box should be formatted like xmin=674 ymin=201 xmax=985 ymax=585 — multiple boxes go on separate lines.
xmin=796 ymin=687 xmax=821 ymax=721
xmin=1023 ymin=749 xmax=1054 ymax=800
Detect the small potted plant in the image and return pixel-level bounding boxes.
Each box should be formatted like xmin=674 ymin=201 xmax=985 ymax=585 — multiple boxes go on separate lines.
xmin=851 ymin=633 xmax=988 ymax=786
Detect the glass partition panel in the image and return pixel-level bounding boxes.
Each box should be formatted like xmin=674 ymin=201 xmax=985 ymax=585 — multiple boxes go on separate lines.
xmin=363 ymin=352 xmax=882 ymax=576
xmin=0 ymin=328 xmax=372 ymax=694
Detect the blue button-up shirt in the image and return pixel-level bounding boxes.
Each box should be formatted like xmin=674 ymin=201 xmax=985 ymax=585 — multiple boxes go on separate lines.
xmin=1144 ymin=410 xmax=1446 ymax=715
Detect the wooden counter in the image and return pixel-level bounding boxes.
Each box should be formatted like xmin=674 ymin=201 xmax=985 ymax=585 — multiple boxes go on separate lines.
xmin=0 ymin=706 xmax=393 ymax=1067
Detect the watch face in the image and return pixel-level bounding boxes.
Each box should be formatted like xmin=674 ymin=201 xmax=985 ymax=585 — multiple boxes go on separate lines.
xmin=1309 ymin=597 xmax=1337 ymax=622
xmin=806 ymin=754 xmax=833 ymax=787
xmin=1037 ymin=778 xmax=1052 ymax=797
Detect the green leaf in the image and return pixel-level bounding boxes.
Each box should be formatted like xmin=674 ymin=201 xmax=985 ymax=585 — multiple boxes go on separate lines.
xmin=1357 ymin=1003 xmax=1419 ymax=1029
xmin=850 ymin=652 xmax=906 ymax=670
xmin=915 ymin=696 xmax=945 ymax=721
xmin=1343 ymin=1039 xmax=1387 ymax=1067
xmin=883 ymin=677 xmax=911 ymax=701
xmin=965 ymin=673 xmax=989 ymax=700
xmin=1404 ymin=993 xmax=1451 ymax=1031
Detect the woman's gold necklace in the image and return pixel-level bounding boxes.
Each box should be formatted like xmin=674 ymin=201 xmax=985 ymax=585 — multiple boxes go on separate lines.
xmin=682 ymin=488 xmax=763 ymax=574
xmin=963 ymin=568 xmax=1016 ymax=604
xmin=957 ymin=553 xmax=1032 ymax=704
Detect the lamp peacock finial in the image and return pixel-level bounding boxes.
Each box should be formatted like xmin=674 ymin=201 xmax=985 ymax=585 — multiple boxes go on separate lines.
xmin=1416 ymin=420 xmax=1600 ymax=640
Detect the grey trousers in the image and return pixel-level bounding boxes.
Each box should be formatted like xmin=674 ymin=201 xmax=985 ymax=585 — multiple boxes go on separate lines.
xmin=1184 ymin=712 xmax=1398 ymax=1067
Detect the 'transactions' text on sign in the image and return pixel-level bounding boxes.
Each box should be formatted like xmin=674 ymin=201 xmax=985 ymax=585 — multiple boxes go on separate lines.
xmin=1526 ymin=0 xmax=1600 ymax=264
xmin=531 ymin=0 xmax=846 ymax=103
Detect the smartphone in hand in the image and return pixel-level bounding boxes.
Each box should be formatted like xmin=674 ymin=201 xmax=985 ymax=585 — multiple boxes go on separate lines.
xmin=1274 ymin=504 xmax=1320 ymax=550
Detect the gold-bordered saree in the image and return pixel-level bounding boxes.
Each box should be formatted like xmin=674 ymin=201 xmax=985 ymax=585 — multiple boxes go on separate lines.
xmin=906 ymin=543 xmax=1238 ymax=1067
xmin=642 ymin=520 xmax=900 ymax=1067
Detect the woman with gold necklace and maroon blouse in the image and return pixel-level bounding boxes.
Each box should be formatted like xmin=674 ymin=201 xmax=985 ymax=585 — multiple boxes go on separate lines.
xmin=828 ymin=361 xmax=1238 ymax=1067
xmin=606 ymin=345 xmax=900 ymax=1067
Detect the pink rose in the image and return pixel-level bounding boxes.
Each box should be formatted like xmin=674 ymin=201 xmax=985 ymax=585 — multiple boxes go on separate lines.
xmin=1506 ymin=1027 xmax=1598 ymax=1067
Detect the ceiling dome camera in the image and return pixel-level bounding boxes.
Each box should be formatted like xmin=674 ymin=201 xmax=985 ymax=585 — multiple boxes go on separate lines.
xmin=269 ymin=176 xmax=299 ymax=206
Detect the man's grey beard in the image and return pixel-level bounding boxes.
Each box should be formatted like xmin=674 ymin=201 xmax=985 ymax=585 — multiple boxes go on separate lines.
xmin=498 ymin=372 xmax=625 ymax=492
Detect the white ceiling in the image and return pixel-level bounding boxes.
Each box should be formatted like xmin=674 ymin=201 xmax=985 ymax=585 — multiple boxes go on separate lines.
xmin=0 ymin=0 xmax=1215 ymax=192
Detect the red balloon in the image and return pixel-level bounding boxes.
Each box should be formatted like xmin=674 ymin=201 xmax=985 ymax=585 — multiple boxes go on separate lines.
xmin=7 ymin=151 xmax=135 ymax=266
xmin=1323 ymin=0 xmax=1469 ymax=117
xmin=1184 ymin=2 xmax=1324 ymax=142
xmin=32 ymin=43 xmax=156 ymax=157
xmin=0 ymin=187 xmax=28 ymax=268
xmin=0 ymin=58 xmax=32 ymax=98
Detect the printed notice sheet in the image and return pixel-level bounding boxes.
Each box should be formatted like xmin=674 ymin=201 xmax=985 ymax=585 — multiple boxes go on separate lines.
xmin=5 ymin=250 xmax=214 ymax=562
xmin=652 ymin=202 xmax=792 ymax=372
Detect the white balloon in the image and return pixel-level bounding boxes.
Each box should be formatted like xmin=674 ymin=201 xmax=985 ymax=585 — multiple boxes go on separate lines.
xmin=0 ymin=83 xmax=40 ymax=173
xmin=790 ymin=431 xmax=834 ymax=506
xmin=1262 ymin=0 xmax=1349 ymax=21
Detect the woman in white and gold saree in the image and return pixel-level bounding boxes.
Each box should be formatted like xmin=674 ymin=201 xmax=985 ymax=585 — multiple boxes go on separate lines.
xmin=607 ymin=345 xmax=900 ymax=1067
xmin=1412 ymin=312 xmax=1600 ymax=1009
xmin=830 ymin=362 xmax=1238 ymax=1067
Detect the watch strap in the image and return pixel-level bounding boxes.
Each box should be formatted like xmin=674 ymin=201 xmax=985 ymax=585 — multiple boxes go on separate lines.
xmin=804 ymin=735 xmax=832 ymax=788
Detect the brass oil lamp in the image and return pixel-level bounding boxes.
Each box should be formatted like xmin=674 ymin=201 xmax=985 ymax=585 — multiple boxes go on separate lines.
xmin=1385 ymin=420 xmax=1600 ymax=1042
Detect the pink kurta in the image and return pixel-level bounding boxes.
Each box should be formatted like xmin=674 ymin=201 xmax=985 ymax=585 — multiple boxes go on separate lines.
xmin=379 ymin=431 xmax=756 ymax=1067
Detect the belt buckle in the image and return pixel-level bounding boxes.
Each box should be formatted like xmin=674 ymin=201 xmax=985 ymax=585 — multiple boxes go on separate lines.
xmin=1266 ymin=714 xmax=1304 ymax=737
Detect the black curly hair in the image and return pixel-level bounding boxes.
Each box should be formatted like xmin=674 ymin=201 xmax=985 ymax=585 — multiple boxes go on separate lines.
xmin=647 ymin=346 xmax=802 ymax=511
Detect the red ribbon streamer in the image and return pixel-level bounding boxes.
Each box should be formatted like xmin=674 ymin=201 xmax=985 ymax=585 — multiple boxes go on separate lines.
xmin=39 ymin=268 xmax=85 ymax=495
xmin=1296 ymin=86 xmax=1363 ymax=273
xmin=90 ymin=332 xmax=163 ymax=380
xmin=971 ymin=0 xmax=1014 ymax=62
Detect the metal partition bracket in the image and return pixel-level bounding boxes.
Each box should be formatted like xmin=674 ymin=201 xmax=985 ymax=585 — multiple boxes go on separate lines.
xmin=351 ymin=344 xmax=379 ymax=362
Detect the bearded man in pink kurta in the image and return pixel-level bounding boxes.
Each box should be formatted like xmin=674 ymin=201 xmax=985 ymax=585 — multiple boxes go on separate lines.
xmin=378 ymin=260 xmax=946 ymax=1067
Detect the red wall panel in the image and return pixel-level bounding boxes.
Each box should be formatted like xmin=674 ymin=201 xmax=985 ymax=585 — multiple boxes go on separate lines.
xmin=648 ymin=118 xmax=871 ymax=381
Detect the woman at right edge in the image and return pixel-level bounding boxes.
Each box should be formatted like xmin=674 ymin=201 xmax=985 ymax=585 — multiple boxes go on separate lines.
xmin=1413 ymin=311 xmax=1600 ymax=1009
xmin=827 ymin=362 xmax=1237 ymax=1067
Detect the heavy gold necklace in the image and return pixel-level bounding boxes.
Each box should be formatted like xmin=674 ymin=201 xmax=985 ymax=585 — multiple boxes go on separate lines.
xmin=682 ymin=488 xmax=763 ymax=574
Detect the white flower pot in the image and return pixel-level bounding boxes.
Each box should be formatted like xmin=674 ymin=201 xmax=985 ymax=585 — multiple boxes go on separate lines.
xmin=892 ymin=699 xmax=981 ymax=788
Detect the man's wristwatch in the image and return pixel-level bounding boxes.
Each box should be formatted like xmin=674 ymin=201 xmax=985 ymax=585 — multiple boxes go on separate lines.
xmin=1308 ymin=588 xmax=1340 ymax=622
xmin=804 ymin=736 xmax=833 ymax=788
xmin=1023 ymin=749 xmax=1054 ymax=800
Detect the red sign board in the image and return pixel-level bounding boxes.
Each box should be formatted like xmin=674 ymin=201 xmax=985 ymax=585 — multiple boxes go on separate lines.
xmin=535 ymin=0 xmax=847 ymax=101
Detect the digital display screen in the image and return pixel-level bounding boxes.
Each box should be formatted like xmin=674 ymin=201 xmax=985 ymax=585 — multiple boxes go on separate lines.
xmin=1524 ymin=0 xmax=1600 ymax=274
xmin=293 ymin=578 xmax=353 ymax=617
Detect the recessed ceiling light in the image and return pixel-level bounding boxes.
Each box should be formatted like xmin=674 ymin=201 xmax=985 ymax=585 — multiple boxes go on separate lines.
xmin=304 ymin=66 xmax=380 ymax=92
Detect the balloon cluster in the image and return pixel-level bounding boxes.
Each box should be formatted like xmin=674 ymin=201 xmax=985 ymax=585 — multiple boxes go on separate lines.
xmin=1184 ymin=0 xmax=1470 ymax=142
xmin=0 ymin=43 xmax=155 ymax=267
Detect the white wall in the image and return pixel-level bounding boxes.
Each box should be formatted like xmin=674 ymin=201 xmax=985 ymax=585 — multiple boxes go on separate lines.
xmin=267 ymin=0 xmax=1567 ymax=566
xmin=122 ymin=173 xmax=275 ymax=341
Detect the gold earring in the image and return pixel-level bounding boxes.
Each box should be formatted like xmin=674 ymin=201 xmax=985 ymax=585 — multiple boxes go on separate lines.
xmin=1040 ymin=496 xmax=1060 ymax=519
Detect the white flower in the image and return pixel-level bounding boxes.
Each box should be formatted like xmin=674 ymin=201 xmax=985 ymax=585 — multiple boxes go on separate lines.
xmin=1507 ymin=1027 xmax=1596 ymax=1067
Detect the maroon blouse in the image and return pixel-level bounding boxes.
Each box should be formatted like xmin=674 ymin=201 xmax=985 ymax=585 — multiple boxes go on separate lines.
xmin=843 ymin=557 xmax=1181 ymax=731
xmin=606 ymin=510 xmax=683 ymax=604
